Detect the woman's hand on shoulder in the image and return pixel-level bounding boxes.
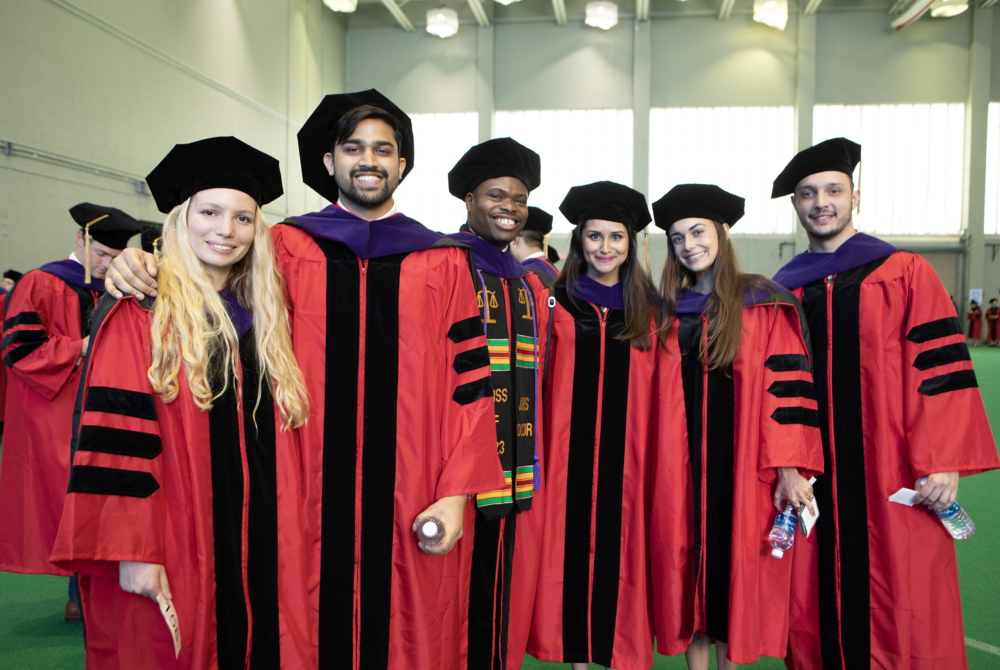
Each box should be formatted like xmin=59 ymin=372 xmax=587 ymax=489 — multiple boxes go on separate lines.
xmin=106 ymin=249 xmax=159 ymax=300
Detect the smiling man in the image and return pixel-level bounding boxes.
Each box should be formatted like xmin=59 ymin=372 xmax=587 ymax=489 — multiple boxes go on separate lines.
xmin=445 ymin=138 xmax=551 ymax=670
xmin=0 ymin=204 xmax=139 ymax=622
xmin=771 ymin=138 xmax=1000 ymax=669
xmin=103 ymin=90 xmax=504 ymax=670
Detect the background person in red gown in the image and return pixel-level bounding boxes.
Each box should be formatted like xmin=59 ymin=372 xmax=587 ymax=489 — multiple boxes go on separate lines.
xmin=651 ymin=184 xmax=822 ymax=670
xmin=771 ymin=138 xmax=1000 ymax=670
xmin=986 ymin=298 xmax=999 ymax=346
xmin=509 ymin=207 xmax=559 ymax=281
xmin=52 ymin=136 xmax=310 ymax=669
xmin=528 ymin=181 xmax=659 ymax=670
xmin=0 ymin=203 xmax=139 ymax=623
xmin=967 ymin=300 xmax=982 ymax=346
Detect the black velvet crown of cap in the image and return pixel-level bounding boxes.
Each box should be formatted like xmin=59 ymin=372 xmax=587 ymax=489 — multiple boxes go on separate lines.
xmin=145 ymin=136 xmax=283 ymax=214
xmin=652 ymin=184 xmax=745 ymax=231
xmin=4 ymin=269 xmax=22 ymax=282
xmin=448 ymin=138 xmax=541 ymax=199
xmin=559 ymin=181 xmax=651 ymax=233
xmin=523 ymin=207 xmax=553 ymax=235
xmin=771 ymin=137 xmax=861 ymax=198
xmin=298 ymin=89 xmax=414 ymax=202
xmin=69 ymin=203 xmax=142 ymax=250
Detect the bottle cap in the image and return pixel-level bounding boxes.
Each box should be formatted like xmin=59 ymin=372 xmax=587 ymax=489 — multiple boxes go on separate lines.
xmin=771 ymin=548 xmax=785 ymax=559
xmin=421 ymin=520 xmax=439 ymax=538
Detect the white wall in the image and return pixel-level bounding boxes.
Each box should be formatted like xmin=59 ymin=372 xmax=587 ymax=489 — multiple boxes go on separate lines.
xmin=0 ymin=0 xmax=347 ymax=274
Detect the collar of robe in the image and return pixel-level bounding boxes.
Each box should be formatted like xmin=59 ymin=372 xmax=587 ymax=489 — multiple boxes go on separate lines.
xmin=38 ymin=259 xmax=106 ymax=292
xmin=289 ymin=204 xmax=447 ymax=259
xmin=219 ymin=285 xmax=253 ymax=339
xmin=443 ymin=231 xmax=528 ymax=279
xmin=573 ymin=274 xmax=624 ymax=311
xmin=772 ymin=232 xmax=897 ymax=290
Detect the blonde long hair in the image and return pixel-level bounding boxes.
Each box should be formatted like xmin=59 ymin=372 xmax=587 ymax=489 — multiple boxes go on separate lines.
xmin=147 ymin=198 xmax=309 ymax=430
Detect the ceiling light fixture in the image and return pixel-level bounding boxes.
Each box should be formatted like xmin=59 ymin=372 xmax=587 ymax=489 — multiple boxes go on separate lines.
xmin=494 ymin=0 xmax=523 ymax=5
xmin=323 ymin=0 xmax=358 ymax=13
xmin=426 ymin=7 xmax=459 ymax=37
xmin=752 ymin=0 xmax=788 ymax=29
xmin=585 ymin=1 xmax=618 ymax=29
xmin=929 ymin=0 xmax=968 ymax=17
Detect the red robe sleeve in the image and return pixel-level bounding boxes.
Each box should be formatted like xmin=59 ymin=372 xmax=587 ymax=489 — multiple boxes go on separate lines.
xmin=434 ymin=251 xmax=506 ymax=500
xmin=902 ymin=257 xmax=999 ymax=478
xmin=757 ymin=302 xmax=825 ymax=483
xmin=50 ymin=299 xmax=165 ymax=579
xmin=1 ymin=271 xmax=84 ymax=401
xmin=0 ymin=293 xmax=6 ymax=422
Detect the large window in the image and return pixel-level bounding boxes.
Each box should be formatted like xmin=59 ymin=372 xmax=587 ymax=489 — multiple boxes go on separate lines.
xmin=495 ymin=109 xmax=634 ymax=232
xmin=985 ymin=102 xmax=1000 ymax=236
xmin=813 ymin=104 xmax=965 ymax=236
xmin=392 ymin=112 xmax=479 ymax=233
xmin=649 ymin=107 xmax=796 ymax=234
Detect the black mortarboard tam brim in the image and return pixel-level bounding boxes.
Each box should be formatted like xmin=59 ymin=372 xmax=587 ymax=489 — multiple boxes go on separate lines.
xmin=4 ymin=269 xmax=23 ymax=282
xmin=145 ymin=136 xmax=283 ymax=214
xmin=523 ymin=207 xmax=553 ymax=235
xmin=448 ymin=138 xmax=541 ymax=199
xmin=771 ymin=137 xmax=861 ymax=198
xmin=558 ymin=181 xmax=651 ymax=234
xmin=547 ymin=245 xmax=561 ymax=264
xmin=652 ymin=184 xmax=745 ymax=232
xmin=69 ymin=203 xmax=142 ymax=250
xmin=297 ymin=89 xmax=414 ymax=202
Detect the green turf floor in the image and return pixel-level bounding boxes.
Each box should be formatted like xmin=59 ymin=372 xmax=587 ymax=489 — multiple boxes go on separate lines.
xmin=2 ymin=347 xmax=1000 ymax=668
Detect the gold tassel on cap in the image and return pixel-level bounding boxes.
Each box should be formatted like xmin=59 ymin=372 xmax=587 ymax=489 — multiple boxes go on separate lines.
xmin=855 ymin=158 xmax=862 ymax=216
xmin=82 ymin=214 xmax=109 ymax=284
xmin=543 ymin=233 xmax=549 ymax=257
xmin=643 ymin=227 xmax=651 ymax=276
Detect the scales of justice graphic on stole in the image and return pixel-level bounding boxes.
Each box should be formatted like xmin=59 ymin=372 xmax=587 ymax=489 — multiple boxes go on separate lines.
xmin=474 ymin=273 xmax=540 ymax=518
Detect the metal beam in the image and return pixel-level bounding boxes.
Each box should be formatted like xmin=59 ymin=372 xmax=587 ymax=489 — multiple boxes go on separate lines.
xmin=718 ymin=0 xmax=736 ymax=21
xmin=380 ymin=0 xmax=415 ymax=32
xmin=466 ymin=0 xmax=490 ymax=25
xmin=636 ymin=0 xmax=650 ymax=22
xmin=803 ymin=0 xmax=823 ymax=15
xmin=552 ymin=0 xmax=568 ymax=26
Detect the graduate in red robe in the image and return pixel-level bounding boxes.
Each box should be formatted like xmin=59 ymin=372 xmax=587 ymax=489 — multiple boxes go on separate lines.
xmin=104 ymin=90 xmax=504 ymax=670
xmin=53 ymin=136 xmax=309 ymax=669
xmin=651 ymin=185 xmax=823 ymax=669
xmin=986 ymin=298 xmax=999 ymax=345
xmin=528 ymin=182 xmax=659 ymax=670
xmin=510 ymin=207 xmax=559 ymax=281
xmin=771 ymin=138 xmax=1000 ymax=670
xmin=0 ymin=204 xmax=139 ymax=586
xmin=445 ymin=139 xmax=551 ymax=670
xmin=967 ymin=301 xmax=982 ymax=345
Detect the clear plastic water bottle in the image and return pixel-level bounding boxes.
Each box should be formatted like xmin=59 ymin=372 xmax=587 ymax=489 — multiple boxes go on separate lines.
xmin=415 ymin=516 xmax=445 ymax=548
xmin=916 ymin=477 xmax=976 ymax=540
xmin=769 ymin=502 xmax=798 ymax=559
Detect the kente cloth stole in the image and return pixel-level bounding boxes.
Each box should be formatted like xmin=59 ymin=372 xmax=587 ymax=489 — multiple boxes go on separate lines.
xmin=474 ymin=270 xmax=540 ymax=519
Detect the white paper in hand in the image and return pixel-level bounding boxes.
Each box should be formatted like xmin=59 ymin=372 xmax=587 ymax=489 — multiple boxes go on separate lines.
xmin=155 ymin=592 xmax=182 ymax=659
xmin=888 ymin=488 xmax=920 ymax=507
xmin=798 ymin=477 xmax=819 ymax=537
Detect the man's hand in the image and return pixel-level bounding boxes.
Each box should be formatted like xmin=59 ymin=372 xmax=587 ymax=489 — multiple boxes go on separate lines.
xmin=774 ymin=467 xmax=815 ymax=515
xmin=106 ymin=249 xmax=159 ymax=299
xmin=913 ymin=472 xmax=959 ymax=511
xmin=81 ymin=335 xmax=90 ymax=357
xmin=119 ymin=561 xmax=171 ymax=600
xmin=413 ymin=494 xmax=467 ymax=555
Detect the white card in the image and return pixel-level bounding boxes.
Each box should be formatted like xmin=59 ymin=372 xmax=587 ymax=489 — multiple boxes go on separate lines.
xmin=799 ymin=477 xmax=819 ymax=537
xmin=155 ymin=592 xmax=182 ymax=659
xmin=888 ymin=487 xmax=920 ymax=507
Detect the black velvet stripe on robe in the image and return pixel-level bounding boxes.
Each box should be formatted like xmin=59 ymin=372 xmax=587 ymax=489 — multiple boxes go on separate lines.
xmin=311 ymin=237 xmax=403 ymax=670
xmin=209 ymin=328 xmax=279 ymax=669
xmin=677 ymin=313 xmax=736 ymax=644
xmin=799 ymin=256 xmax=888 ymax=670
xmin=559 ymin=290 xmax=632 ymax=667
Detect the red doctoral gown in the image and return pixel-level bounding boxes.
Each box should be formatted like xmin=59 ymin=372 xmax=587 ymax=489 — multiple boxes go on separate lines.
xmin=772 ymin=234 xmax=1000 ymax=669
xmin=987 ymin=306 xmax=999 ymax=341
xmin=652 ymin=289 xmax=824 ymax=664
xmin=0 ymin=293 xmax=7 ymax=425
xmin=270 ymin=207 xmax=504 ymax=670
xmin=528 ymin=278 xmax=657 ymax=670
xmin=0 ymin=264 xmax=99 ymax=575
xmin=967 ymin=307 xmax=982 ymax=340
xmin=52 ymin=297 xmax=285 ymax=670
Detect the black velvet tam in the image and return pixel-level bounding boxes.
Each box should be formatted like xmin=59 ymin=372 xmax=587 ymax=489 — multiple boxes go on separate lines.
xmin=523 ymin=207 xmax=553 ymax=235
xmin=448 ymin=138 xmax=541 ymax=199
xmin=297 ymin=89 xmax=414 ymax=202
xmin=4 ymin=269 xmax=23 ymax=282
xmin=145 ymin=136 xmax=283 ymax=214
xmin=771 ymin=137 xmax=861 ymax=198
xmin=69 ymin=203 xmax=141 ymax=250
xmin=558 ymin=181 xmax=651 ymax=233
xmin=652 ymin=184 xmax=745 ymax=232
